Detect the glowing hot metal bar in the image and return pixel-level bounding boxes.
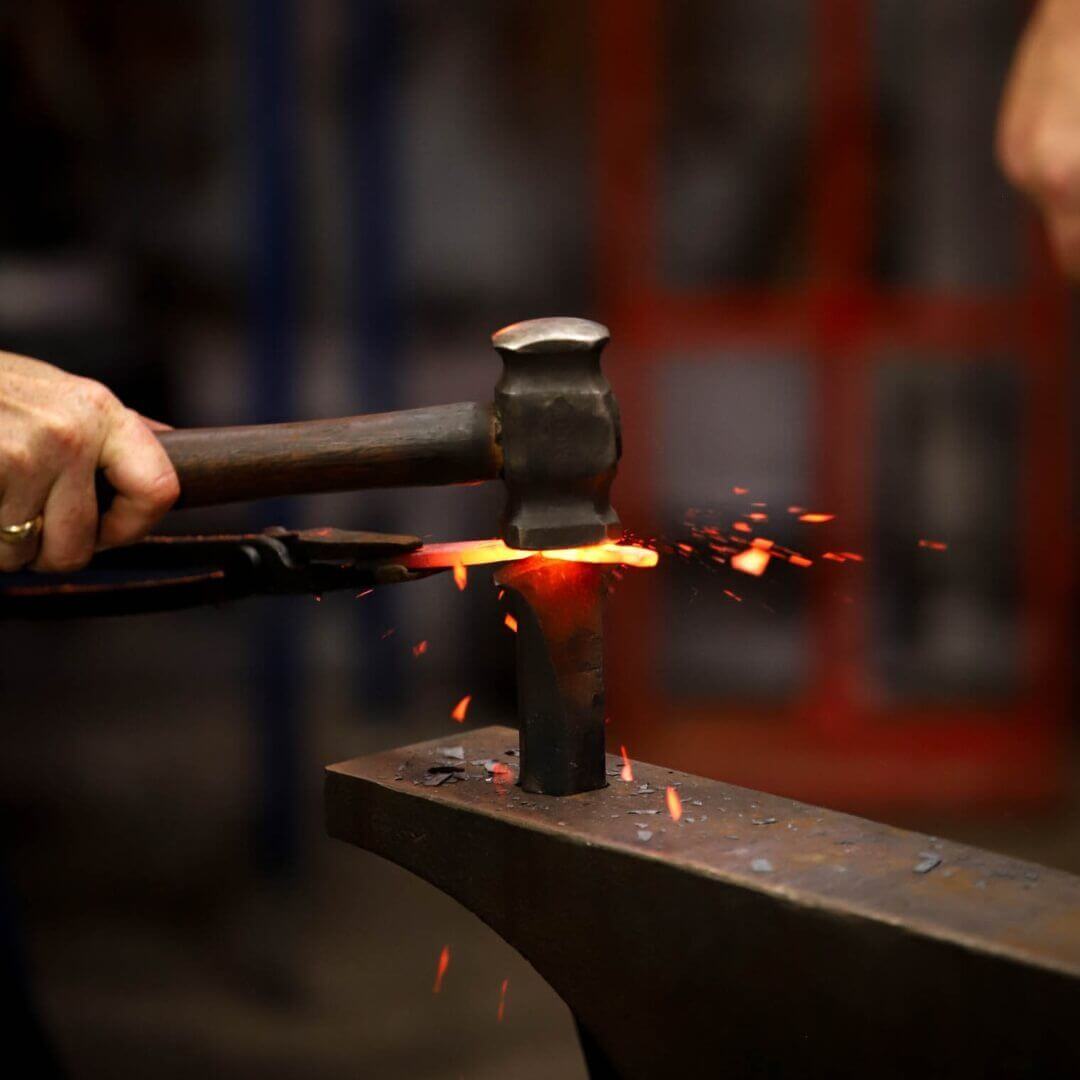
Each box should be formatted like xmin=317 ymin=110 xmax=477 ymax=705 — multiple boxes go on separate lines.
xmin=396 ymin=538 xmax=657 ymax=570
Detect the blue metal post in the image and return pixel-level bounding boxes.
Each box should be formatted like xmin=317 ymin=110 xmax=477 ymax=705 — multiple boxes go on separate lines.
xmin=347 ymin=0 xmax=404 ymax=714
xmin=248 ymin=0 xmax=301 ymax=877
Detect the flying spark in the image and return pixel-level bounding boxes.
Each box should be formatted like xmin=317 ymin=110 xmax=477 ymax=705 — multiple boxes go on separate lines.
xmin=412 ymin=640 xmax=428 ymax=657
xmin=798 ymin=513 xmax=835 ymax=524
xmin=666 ymin=786 xmax=683 ymax=822
xmin=433 ymin=945 xmax=451 ymax=994
xmin=451 ymin=695 xmax=472 ymax=723
xmin=497 ymin=978 xmax=509 ymax=1022
xmin=731 ymin=547 xmax=771 ymax=577
xmin=504 ymin=613 xmax=518 ymax=633
xmin=919 ymin=539 xmax=948 ymax=551
xmin=453 ymin=563 xmax=468 ymax=591
xmin=619 ymin=745 xmax=634 ymax=783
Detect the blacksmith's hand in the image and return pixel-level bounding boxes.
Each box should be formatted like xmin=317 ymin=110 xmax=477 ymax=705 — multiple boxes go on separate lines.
xmin=0 ymin=352 xmax=178 ymax=572
xmin=999 ymin=0 xmax=1080 ymax=278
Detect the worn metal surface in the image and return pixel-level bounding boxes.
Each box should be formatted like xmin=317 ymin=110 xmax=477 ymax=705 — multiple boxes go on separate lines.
xmin=327 ymin=726 xmax=1080 ymax=1079
xmin=494 ymin=557 xmax=607 ymax=795
xmin=493 ymin=317 xmax=621 ymax=550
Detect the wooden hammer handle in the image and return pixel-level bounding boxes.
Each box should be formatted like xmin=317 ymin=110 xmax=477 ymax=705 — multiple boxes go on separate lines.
xmin=152 ymin=401 xmax=500 ymax=509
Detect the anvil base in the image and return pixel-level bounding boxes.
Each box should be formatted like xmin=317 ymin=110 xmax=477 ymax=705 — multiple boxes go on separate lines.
xmin=326 ymin=726 xmax=1080 ymax=1079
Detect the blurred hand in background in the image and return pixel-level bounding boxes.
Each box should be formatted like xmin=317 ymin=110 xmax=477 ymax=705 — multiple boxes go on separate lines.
xmin=999 ymin=0 xmax=1080 ymax=278
xmin=0 ymin=353 xmax=178 ymax=573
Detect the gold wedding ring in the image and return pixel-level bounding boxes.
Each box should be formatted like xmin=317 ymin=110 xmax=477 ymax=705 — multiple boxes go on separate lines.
xmin=0 ymin=514 xmax=44 ymax=545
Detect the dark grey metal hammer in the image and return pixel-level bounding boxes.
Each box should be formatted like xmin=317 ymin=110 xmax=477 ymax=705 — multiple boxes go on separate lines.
xmin=143 ymin=316 xmax=621 ymax=551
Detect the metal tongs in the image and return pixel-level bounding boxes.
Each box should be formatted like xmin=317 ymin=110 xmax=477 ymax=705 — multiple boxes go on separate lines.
xmin=0 ymin=527 xmax=441 ymax=619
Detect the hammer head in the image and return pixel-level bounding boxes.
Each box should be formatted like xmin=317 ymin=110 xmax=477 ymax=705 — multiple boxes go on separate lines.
xmin=492 ymin=317 xmax=621 ymax=550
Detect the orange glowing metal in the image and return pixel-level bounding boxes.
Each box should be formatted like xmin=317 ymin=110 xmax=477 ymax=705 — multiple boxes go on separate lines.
xmin=731 ymin=547 xmax=771 ymax=577
xmin=399 ymin=538 xmax=658 ymax=570
xmin=666 ymin=786 xmax=683 ymax=822
xmin=497 ymin=978 xmax=509 ymax=1022
xmin=798 ymin=512 xmax=835 ymax=523
xmin=504 ymin=613 xmax=518 ymax=633
xmin=433 ymin=945 xmax=451 ymax=994
xmin=412 ymin=640 xmax=428 ymax=657
xmin=451 ymin=694 xmax=472 ymax=723
xmin=453 ymin=563 xmax=468 ymax=591
xmin=619 ymin=745 xmax=634 ymax=783
xmin=543 ymin=544 xmax=658 ymax=567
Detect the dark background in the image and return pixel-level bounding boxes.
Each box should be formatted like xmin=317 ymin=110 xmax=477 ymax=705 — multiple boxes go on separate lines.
xmin=0 ymin=2 xmax=1075 ymax=1077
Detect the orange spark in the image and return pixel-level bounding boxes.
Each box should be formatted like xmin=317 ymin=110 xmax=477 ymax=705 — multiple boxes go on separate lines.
xmin=732 ymin=521 xmax=752 ymax=533
xmin=723 ymin=589 xmax=742 ymax=602
xmin=798 ymin=512 xmax=835 ymax=524
xmin=497 ymin=978 xmax=509 ymax=1022
xmin=787 ymin=506 xmax=806 ymax=514
xmin=666 ymin=786 xmax=683 ymax=822
xmin=676 ymin=543 xmax=693 ymax=555
xmin=491 ymin=762 xmax=513 ymax=794
xmin=840 ymin=552 xmax=864 ymax=562
xmin=822 ymin=552 xmax=845 ymax=562
xmin=732 ymin=486 xmax=748 ymax=495
xmin=619 ymin=745 xmax=634 ymax=783
xmin=748 ymin=512 xmax=768 ymax=522
xmin=751 ymin=537 xmax=774 ymax=550
xmin=453 ymin=563 xmax=468 ymax=591
xmin=412 ymin=640 xmax=428 ymax=657
xmin=788 ymin=554 xmax=813 ymax=568
xmin=504 ymin=613 xmax=518 ymax=633
xmin=433 ymin=945 xmax=451 ymax=994
xmin=919 ymin=539 xmax=948 ymax=551
xmin=731 ymin=547 xmax=772 ymax=576
xmin=451 ymin=695 xmax=472 ymax=723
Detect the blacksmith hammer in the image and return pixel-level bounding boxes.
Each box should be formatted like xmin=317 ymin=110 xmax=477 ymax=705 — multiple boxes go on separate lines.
xmin=5 ymin=317 xmax=631 ymax=798
xmin=141 ymin=316 xmax=621 ymax=551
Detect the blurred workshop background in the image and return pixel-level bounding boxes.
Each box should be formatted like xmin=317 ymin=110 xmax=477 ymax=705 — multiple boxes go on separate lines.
xmin=0 ymin=1 xmax=1074 ymax=1077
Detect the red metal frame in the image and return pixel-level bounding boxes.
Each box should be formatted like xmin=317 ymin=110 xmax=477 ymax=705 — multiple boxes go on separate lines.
xmin=597 ymin=0 xmax=1073 ymax=811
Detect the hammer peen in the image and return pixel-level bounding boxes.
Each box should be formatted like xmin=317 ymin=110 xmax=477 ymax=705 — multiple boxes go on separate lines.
xmin=133 ymin=317 xmax=621 ymax=551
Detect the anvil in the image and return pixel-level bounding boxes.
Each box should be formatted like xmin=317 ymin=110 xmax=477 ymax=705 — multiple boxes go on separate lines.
xmin=327 ymin=726 xmax=1080 ymax=1079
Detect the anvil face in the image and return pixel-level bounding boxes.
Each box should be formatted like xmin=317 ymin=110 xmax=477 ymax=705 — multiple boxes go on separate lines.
xmin=328 ymin=727 xmax=1080 ymax=1079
